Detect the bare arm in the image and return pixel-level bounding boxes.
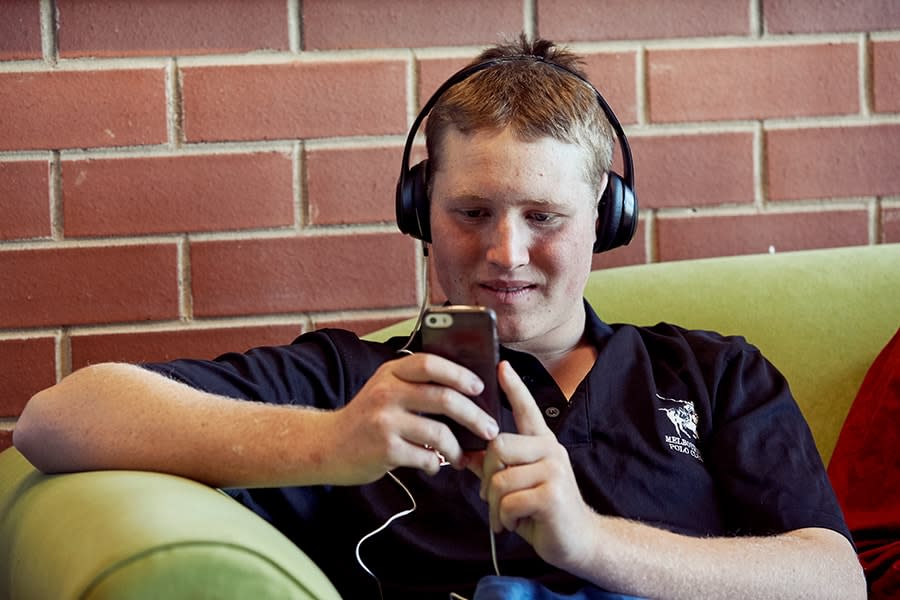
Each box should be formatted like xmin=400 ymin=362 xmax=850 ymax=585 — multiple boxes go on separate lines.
xmin=569 ymin=517 xmax=864 ymax=600
xmin=472 ymin=361 xmax=866 ymax=600
xmin=13 ymin=357 xmax=499 ymax=489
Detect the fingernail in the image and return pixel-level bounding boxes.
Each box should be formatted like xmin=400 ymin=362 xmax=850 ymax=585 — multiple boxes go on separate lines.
xmin=486 ymin=420 xmax=499 ymax=438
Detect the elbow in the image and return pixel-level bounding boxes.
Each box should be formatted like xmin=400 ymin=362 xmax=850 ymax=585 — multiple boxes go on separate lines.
xmin=13 ymin=386 xmax=68 ymax=473
xmin=13 ymin=362 xmax=116 ymax=473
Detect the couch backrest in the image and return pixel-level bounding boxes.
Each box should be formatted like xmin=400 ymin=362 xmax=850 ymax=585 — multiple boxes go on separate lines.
xmin=584 ymin=244 xmax=900 ymax=464
xmin=368 ymin=244 xmax=900 ymax=464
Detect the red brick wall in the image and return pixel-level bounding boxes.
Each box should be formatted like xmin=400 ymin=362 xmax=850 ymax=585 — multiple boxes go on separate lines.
xmin=2 ymin=0 xmax=900 ymax=448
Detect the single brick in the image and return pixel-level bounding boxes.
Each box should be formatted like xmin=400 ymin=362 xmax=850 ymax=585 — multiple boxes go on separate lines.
xmin=873 ymin=40 xmax=900 ymax=113
xmin=302 ymin=0 xmax=522 ymax=50
xmin=0 ymin=337 xmax=56 ymax=418
xmin=631 ymin=132 xmax=755 ymax=209
xmin=539 ymin=0 xmax=749 ymax=41
xmin=306 ymin=146 xmax=401 ymax=225
xmin=63 ymin=153 xmax=294 ymax=236
xmin=882 ymin=206 xmax=900 ymax=243
xmin=0 ymin=161 xmax=51 ymax=240
xmin=648 ymin=44 xmax=858 ymax=123
xmin=657 ymin=210 xmax=869 ymax=261
xmin=190 ymin=233 xmax=418 ymax=317
xmin=57 ymin=0 xmax=289 ymax=57
xmin=71 ymin=324 xmax=304 ymax=369
xmin=764 ymin=0 xmax=900 ymax=34
xmin=767 ymin=124 xmax=900 ymax=201
xmin=0 ymin=69 xmax=168 ymax=151
xmin=0 ymin=0 xmax=42 ymax=59
xmin=0 ymin=244 xmax=179 ymax=328
xmin=181 ymin=60 xmax=408 ymax=142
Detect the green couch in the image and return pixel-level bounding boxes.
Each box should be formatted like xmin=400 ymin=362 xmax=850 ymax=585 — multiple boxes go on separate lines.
xmin=2 ymin=244 xmax=898 ymax=599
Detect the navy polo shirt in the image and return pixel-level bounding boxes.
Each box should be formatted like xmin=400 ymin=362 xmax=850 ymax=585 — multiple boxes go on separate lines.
xmin=142 ymin=304 xmax=849 ymax=599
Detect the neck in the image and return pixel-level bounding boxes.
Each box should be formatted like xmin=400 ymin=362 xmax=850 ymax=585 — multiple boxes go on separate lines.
xmin=505 ymin=311 xmax=597 ymax=400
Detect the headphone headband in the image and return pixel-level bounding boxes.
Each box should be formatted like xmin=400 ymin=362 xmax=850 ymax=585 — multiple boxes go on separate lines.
xmin=396 ymin=54 xmax=638 ymax=253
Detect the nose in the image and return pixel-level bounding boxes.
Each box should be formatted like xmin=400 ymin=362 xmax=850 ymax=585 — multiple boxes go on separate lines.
xmin=486 ymin=216 xmax=529 ymax=269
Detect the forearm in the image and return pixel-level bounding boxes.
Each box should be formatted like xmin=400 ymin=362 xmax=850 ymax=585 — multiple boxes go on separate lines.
xmin=13 ymin=362 xmax=339 ymax=489
xmin=572 ymin=516 xmax=866 ymax=600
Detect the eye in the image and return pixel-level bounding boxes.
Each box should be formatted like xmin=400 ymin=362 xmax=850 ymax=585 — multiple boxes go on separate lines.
xmin=459 ymin=208 xmax=489 ymax=219
xmin=528 ymin=212 xmax=556 ymax=224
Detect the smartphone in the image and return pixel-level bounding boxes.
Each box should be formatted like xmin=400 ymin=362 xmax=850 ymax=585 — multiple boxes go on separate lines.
xmin=421 ymin=305 xmax=500 ymax=451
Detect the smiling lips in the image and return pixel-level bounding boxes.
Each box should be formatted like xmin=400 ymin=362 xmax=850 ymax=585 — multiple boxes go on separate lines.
xmin=479 ymin=280 xmax=536 ymax=303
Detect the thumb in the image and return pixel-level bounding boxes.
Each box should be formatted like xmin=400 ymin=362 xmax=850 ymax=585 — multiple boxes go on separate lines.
xmin=498 ymin=360 xmax=552 ymax=437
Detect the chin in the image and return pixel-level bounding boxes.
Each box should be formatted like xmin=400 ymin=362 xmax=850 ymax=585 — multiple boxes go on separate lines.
xmin=496 ymin=319 xmax=537 ymax=345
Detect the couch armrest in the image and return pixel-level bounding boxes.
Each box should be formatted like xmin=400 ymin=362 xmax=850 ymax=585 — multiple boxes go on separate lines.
xmin=0 ymin=447 xmax=341 ymax=599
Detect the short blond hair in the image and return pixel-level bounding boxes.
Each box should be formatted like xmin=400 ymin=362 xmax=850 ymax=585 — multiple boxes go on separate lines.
xmin=424 ymin=35 xmax=615 ymax=193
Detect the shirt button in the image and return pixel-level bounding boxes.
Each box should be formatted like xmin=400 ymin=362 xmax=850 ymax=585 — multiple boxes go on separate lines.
xmin=545 ymin=407 xmax=561 ymax=418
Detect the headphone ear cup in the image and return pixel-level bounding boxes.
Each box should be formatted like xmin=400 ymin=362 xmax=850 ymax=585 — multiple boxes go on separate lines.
xmin=594 ymin=171 xmax=638 ymax=253
xmin=396 ymin=160 xmax=432 ymax=242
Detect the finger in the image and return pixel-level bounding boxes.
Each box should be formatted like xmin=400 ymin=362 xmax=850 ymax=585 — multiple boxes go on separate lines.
xmin=488 ymin=462 xmax=559 ymax=537
xmin=498 ymin=361 xmax=553 ymax=436
xmin=488 ymin=431 xmax=551 ymax=469
xmin=479 ymin=441 xmax=507 ymax=501
xmin=392 ymin=353 xmax=484 ymax=396
xmin=400 ymin=381 xmax=500 ymax=444
xmin=391 ymin=410 xmax=466 ymax=469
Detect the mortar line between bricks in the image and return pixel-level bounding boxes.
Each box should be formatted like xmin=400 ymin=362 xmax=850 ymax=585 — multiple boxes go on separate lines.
xmin=749 ymin=0 xmax=762 ymax=38
xmin=56 ymin=309 xmax=418 ymax=338
xmin=860 ymin=34 xmax=873 ymax=118
xmin=405 ymin=50 xmax=417 ymax=129
xmin=166 ymin=58 xmax=184 ymax=148
xmin=0 ymin=50 xmax=413 ymax=75
xmin=0 ymin=34 xmax=879 ymax=75
xmin=870 ymin=31 xmax=900 ymax=42
xmin=178 ymin=235 xmax=194 ymax=322
xmin=635 ymin=46 xmax=648 ymax=126
xmin=871 ymin=198 xmax=882 ymax=244
xmin=294 ymin=141 xmax=306 ymax=229
xmin=0 ymin=137 xmax=407 ymax=160
xmin=0 ymin=329 xmax=60 ymax=341
xmin=523 ymin=0 xmax=536 ymax=39
xmin=655 ymin=199 xmax=873 ymax=219
xmin=39 ymin=0 xmax=58 ymax=66
xmin=753 ymin=122 xmax=766 ymax=209
xmin=0 ymin=224 xmax=402 ymax=252
xmin=49 ymin=151 xmax=63 ymax=240
xmin=288 ymin=0 xmax=302 ymax=53
xmin=56 ymin=328 xmax=72 ymax=381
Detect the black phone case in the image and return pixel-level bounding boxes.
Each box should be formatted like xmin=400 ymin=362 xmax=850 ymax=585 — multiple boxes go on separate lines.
xmin=421 ymin=306 xmax=500 ymax=450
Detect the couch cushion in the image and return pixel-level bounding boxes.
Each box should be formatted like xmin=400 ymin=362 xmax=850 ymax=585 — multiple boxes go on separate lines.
xmin=0 ymin=448 xmax=341 ymax=599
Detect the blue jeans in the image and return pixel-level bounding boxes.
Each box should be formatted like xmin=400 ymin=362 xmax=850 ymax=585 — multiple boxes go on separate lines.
xmin=471 ymin=576 xmax=646 ymax=600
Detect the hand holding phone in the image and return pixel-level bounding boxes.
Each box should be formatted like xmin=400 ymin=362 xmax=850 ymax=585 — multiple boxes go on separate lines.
xmin=421 ymin=306 xmax=500 ymax=451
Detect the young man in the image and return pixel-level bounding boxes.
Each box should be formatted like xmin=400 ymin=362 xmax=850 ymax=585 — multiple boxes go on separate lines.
xmin=14 ymin=37 xmax=865 ymax=599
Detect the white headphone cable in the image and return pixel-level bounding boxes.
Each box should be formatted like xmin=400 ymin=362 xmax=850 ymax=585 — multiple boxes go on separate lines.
xmin=397 ymin=240 xmax=431 ymax=355
xmin=354 ymin=471 xmax=417 ymax=600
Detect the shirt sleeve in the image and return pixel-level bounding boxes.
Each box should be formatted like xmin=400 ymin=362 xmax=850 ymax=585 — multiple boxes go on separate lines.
xmin=704 ymin=339 xmax=852 ymax=541
xmin=139 ymin=328 xmax=397 ymax=410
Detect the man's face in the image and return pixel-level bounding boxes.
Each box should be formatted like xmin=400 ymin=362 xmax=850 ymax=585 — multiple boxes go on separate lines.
xmin=429 ymin=127 xmax=603 ymax=352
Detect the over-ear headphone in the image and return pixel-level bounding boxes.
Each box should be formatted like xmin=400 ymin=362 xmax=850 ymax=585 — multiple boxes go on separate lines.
xmin=395 ymin=56 xmax=638 ymax=254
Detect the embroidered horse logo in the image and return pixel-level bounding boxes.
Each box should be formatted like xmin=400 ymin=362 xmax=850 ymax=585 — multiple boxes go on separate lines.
xmin=657 ymin=394 xmax=699 ymax=440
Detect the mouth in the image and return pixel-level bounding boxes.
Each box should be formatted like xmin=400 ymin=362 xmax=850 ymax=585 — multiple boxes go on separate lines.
xmin=478 ymin=281 xmax=536 ymax=302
